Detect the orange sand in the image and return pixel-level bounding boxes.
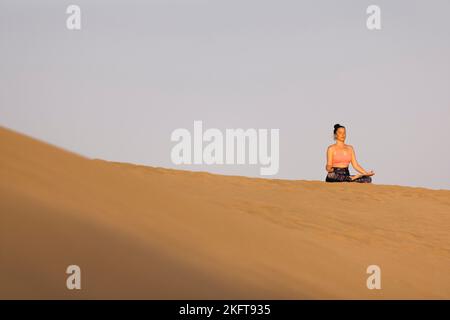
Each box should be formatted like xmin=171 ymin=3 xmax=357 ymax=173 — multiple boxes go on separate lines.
xmin=0 ymin=126 xmax=449 ymax=299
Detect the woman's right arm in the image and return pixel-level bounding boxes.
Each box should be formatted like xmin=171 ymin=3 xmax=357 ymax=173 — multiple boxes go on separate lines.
xmin=326 ymin=146 xmax=334 ymax=172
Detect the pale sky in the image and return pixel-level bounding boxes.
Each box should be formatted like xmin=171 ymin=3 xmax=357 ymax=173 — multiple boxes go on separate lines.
xmin=1 ymin=0 xmax=449 ymax=189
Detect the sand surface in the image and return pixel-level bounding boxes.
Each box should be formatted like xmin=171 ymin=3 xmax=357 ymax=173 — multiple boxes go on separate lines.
xmin=1 ymin=126 xmax=449 ymax=299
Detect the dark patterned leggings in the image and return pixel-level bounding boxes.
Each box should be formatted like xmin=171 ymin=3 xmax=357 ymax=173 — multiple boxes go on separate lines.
xmin=325 ymin=167 xmax=372 ymax=183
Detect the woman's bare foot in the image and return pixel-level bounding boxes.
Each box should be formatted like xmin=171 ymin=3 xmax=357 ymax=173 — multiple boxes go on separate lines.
xmin=350 ymin=174 xmax=363 ymax=181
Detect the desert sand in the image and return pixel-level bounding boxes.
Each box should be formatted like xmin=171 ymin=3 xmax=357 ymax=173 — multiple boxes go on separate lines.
xmin=0 ymin=126 xmax=449 ymax=299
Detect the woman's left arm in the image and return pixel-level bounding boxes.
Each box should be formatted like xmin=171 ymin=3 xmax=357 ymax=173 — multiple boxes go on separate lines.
xmin=350 ymin=146 xmax=369 ymax=174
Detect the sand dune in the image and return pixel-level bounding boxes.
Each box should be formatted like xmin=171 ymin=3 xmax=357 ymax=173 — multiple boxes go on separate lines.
xmin=0 ymin=126 xmax=449 ymax=299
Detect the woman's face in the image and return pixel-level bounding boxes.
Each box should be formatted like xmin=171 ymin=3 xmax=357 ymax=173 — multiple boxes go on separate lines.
xmin=335 ymin=127 xmax=346 ymax=142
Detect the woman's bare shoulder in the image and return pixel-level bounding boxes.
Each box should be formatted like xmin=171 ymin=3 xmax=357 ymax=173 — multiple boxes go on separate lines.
xmin=345 ymin=144 xmax=355 ymax=152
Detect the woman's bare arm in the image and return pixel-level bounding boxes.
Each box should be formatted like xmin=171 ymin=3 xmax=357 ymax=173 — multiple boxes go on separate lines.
xmin=326 ymin=146 xmax=334 ymax=172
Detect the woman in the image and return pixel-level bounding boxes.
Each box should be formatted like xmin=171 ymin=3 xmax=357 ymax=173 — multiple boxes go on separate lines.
xmin=325 ymin=124 xmax=375 ymax=183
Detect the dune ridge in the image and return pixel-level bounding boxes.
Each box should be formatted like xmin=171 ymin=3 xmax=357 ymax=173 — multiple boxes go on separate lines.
xmin=0 ymin=126 xmax=449 ymax=299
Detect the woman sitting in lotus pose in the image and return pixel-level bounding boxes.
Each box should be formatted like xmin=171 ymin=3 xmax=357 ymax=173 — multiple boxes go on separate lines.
xmin=325 ymin=124 xmax=375 ymax=183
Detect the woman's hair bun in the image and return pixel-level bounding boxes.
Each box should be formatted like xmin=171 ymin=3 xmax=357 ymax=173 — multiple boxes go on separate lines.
xmin=333 ymin=123 xmax=345 ymax=136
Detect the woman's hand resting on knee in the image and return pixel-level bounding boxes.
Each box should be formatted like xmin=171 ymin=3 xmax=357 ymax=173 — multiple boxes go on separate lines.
xmin=351 ymin=170 xmax=375 ymax=180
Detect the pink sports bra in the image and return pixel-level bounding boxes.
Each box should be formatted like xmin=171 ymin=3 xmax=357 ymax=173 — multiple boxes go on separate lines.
xmin=332 ymin=148 xmax=351 ymax=166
